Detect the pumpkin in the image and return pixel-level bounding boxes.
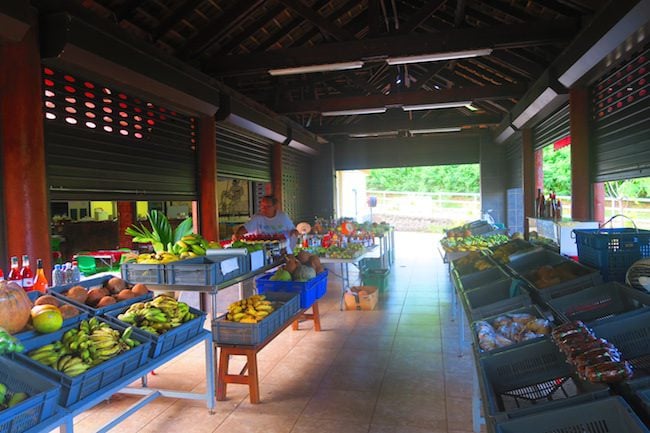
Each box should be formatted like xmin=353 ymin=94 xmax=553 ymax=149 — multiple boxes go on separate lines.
xmin=0 ymin=280 xmax=32 ymax=334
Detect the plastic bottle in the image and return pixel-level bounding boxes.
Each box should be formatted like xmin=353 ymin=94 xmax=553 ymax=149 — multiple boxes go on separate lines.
xmin=71 ymin=261 xmax=81 ymax=283
xmin=52 ymin=264 xmax=63 ymax=287
xmin=32 ymin=259 xmax=49 ymax=293
xmin=64 ymin=262 xmax=74 ymax=284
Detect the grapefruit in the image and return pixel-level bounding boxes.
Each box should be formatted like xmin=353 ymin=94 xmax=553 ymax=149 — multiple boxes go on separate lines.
xmin=32 ymin=308 xmax=63 ymax=333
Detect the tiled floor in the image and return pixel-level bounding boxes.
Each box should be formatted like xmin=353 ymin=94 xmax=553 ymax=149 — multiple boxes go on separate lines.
xmin=64 ymin=232 xmax=483 ymax=433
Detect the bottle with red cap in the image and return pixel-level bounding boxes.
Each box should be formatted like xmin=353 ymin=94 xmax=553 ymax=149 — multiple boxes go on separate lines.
xmin=7 ymin=256 xmax=21 ymax=287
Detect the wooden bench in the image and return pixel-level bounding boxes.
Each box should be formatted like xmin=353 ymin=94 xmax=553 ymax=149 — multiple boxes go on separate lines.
xmin=216 ymin=301 xmax=321 ymax=404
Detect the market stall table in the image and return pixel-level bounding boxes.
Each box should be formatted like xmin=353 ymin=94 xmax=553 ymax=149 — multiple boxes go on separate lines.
xmin=320 ymin=246 xmax=378 ymax=310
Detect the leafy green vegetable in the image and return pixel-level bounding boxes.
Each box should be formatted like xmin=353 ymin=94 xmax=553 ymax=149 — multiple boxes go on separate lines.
xmin=125 ymin=210 xmax=193 ymax=253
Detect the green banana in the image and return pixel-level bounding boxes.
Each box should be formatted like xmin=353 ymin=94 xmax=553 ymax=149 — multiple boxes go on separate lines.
xmin=0 ymin=383 xmax=7 ymax=403
xmin=7 ymin=392 xmax=28 ymax=408
xmin=56 ymin=355 xmax=73 ymax=371
xmin=63 ymin=362 xmax=90 ymax=377
xmin=191 ymin=244 xmax=205 ymax=255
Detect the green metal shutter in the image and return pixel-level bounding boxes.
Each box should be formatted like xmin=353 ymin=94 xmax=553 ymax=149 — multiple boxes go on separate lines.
xmin=43 ymin=67 xmax=197 ymax=201
xmin=282 ymin=147 xmax=314 ymax=222
xmin=216 ymin=123 xmax=272 ymax=182
xmin=532 ymin=103 xmax=570 ymax=151
xmin=506 ymin=140 xmax=523 ymax=189
xmin=592 ymin=47 xmax=650 ymax=182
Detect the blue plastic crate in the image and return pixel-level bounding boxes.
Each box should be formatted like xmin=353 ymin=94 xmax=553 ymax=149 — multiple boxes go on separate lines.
xmin=120 ymin=262 xmax=166 ymax=284
xmin=15 ymin=318 xmax=150 ymax=408
xmin=574 ymin=228 xmax=650 ymax=282
xmin=495 ymin=396 xmax=650 ymax=433
xmin=0 ymin=356 xmax=60 ymax=433
xmin=212 ymin=292 xmax=300 ymax=345
xmin=15 ymin=291 xmax=90 ymax=343
xmin=105 ymin=302 xmax=207 ymax=358
xmin=165 ymin=254 xmax=248 ymax=285
xmin=48 ymin=275 xmax=153 ymax=315
xmin=462 ymin=277 xmax=533 ymax=321
xmin=255 ymin=270 xmax=328 ymax=308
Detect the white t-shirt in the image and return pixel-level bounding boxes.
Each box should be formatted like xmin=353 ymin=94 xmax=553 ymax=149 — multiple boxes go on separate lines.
xmin=244 ymin=211 xmax=296 ymax=252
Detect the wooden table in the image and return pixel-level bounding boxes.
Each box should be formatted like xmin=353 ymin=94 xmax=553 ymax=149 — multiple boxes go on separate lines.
xmin=216 ymin=301 xmax=321 ymax=404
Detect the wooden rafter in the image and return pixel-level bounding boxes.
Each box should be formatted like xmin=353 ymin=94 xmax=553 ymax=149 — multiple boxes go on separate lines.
xmin=276 ymin=0 xmax=355 ymax=41
xmin=398 ymin=0 xmax=447 ymax=34
xmin=151 ymin=0 xmax=205 ymax=41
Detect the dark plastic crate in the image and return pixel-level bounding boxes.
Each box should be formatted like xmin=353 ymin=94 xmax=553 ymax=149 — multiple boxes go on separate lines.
xmin=590 ymin=309 xmax=650 ymax=394
xmin=495 ymin=396 xmax=650 ymax=433
xmin=471 ymin=305 xmax=550 ymax=357
xmin=362 ymin=268 xmax=389 ymax=290
xmin=165 ymin=254 xmax=248 ymax=285
xmin=121 ymin=262 xmax=166 ymax=284
xmin=16 ymin=318 xmax=150 ymax=408
xmin=212 ymin=292 xmax=300 ymax=345
xmin=105 ymin=303 xmax=207 ymax=358
xmin=256 ymin=270 xmax=328 ymax=308
xmin=463 ymin=278 xmax=533 ymax=321
xmin=547 ymin=281 xmax=650 ymax=324
xmin=478 ymin=338 xmax=610 ymax=426
xmin=574 ymin=228 xmax=650 ymax=282
xmin=454 ymin=266 xmax=509 ymax=292
xmin=359 ymin=257 xmax=383 ymax=273
xmin=15 ymin=291 xmax=89 ymax=344
xmin=622 ymin=377 xmax=650 ymax=424
xmin=48 ymin=275 xmax=152 ymax=315
xmin=0 ymin=357 xmax=60 ymax=433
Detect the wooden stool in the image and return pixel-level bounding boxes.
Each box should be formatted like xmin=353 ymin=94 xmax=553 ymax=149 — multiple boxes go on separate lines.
xmin=216 ymin=301 xmax=321 ymax=404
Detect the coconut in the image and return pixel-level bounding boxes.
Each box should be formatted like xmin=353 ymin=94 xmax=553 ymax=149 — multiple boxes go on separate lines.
xmin=59 ymin=304 xmax=80 ymax=319
xmin=86 ymin=287 xmax=109 ymax=307
xmin=116 ymin=289 xmax=136 ymax=301
xmin=131 ymin=283 xmax=149 ymax=297
xmin=66 ymin=285 xmax=88 ymax=304
xmin=34 ymin=294 xmax=61 ymax=307
xmin=106 ymin=277 xmax=127 ymax=295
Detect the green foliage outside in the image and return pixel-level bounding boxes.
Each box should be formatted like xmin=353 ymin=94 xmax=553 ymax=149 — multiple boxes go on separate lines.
xmin=543 ymin=145 xmax=650 ymax=199
xmin=367 ymin=165 xmax=480 ymax=192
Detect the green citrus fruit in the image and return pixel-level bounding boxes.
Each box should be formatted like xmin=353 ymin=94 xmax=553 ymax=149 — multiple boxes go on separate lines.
xmin=32 ymin=309 xmax=63 ymax=333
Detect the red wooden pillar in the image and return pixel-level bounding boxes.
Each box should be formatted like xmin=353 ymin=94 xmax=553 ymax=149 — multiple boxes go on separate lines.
xmin=593 ymin=183 xmax=606 ymax=224
xmin=534 ymin=149 xmax=544 ymax=192
xmin=198 ymin=115 xmax=218 ymax=241
xmin=522 ymin=128 xmax=535 ymax=238
xmin=117 ymin=202 xmax=135 ymax=249
xmin=0 ymin=20 xmax=52 ymax=273
xmin=272 ymin=142 xmax=283 ymax=207
xmin=570 ymin=87 xmax=591 ymax=221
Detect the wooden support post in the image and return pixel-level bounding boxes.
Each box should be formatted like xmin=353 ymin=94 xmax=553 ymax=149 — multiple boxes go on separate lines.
xmin=0 ymin=19 xmax=51 ymax=272
xmin=570 ymin=87 xmax=591 ymax=221
xmin=534 ymin=149 xmax=544 ymax=192
xmin=593 ymin=182 xmax=606 ymax=224
xmin=198 ymin=115 xmax=219 ymax=240
xmin=522 ymin=128 xmax=534 ymax=238
xmin=117 ymin=202 xmax=135 ymax=249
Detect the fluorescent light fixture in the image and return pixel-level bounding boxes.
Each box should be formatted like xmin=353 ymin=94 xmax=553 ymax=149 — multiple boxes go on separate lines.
xmin=387 ymin=48 xmax=493 ymax=65
xmin=402 ymin=101 xmax=472 ymax=111
xmin=465 ymin=104 xmax=479 ymax=111
xmin=268 ymin=61 xmax=364 ymax=76
xmin=512 ymin=87 xmax=559 ymax=128
xmin=410 ymin=127 xmax=461 ymax=134
xmin=495 ymin=125 xmax=515 ymax=144
xmin=349 ymin=131 xmax=399 ymax=138
xmin=321 ymin=107 xmax=386 ymax=116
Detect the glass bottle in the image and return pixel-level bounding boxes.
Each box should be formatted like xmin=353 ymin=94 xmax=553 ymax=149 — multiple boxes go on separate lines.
xmin=20 ymin=255 xmax=34 ymax=292
xmin=0 ymin=268 xmax=4 ymax=282
xmin=32 ymin=259 xmax=49 ymax=293
xmin=7 ymin=256 xmax=22 ymax=287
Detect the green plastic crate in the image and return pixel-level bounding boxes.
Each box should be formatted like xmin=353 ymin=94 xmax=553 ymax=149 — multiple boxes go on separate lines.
xmin=362 ymin=268 xmax=389 ymax=290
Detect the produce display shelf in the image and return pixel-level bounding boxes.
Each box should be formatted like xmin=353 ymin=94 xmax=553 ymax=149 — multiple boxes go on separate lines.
xmin=0 ymin=356 xmax=61 ymax=433
xmin=212 ymin=292 xmax=300 ymax=345
xmin=16 ymin=291 xmax=90 ymax=343
xmin=453 ymin=266 xmax=509 ymax=293
xmin=462 ymin=277 xmax=533 ymax=321
xmin=15 ymin=318 xmax=151 ymax=408
xmin=547 ymin=281 xmax=650 ymax=324
xmin=165 ymin=254 xmax=249 ymax=286
xmin=48 ymin=275 xmax=153 ymax=315
xmin=105 ymin=305 xmax=207 ymax=359
xmin=494 ymin=396 xmax=650 ymax=433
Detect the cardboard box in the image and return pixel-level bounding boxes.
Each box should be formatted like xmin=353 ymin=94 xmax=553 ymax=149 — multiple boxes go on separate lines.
xmin=344 ymin=286 xmax=379 ymax=311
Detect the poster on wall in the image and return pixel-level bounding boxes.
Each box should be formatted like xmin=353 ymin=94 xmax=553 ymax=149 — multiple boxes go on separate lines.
xmin=218 ymin=179 xmax=250 ymax=216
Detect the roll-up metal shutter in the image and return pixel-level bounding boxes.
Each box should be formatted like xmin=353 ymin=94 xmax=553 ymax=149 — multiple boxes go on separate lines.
xmin=592 ymin=46 xmax=650 ymax=182
xmin=532 ymin=103 xmax=570 ymax=151
xmin=43 ymin=66 xmax=197 ymax=201
xmin=282 ymin=147 xmax=314 ymax=222
xmin=216 ymin=123 xmax=272 ymax=182
xmin=506 ymin=140 xmax=523 ymax=189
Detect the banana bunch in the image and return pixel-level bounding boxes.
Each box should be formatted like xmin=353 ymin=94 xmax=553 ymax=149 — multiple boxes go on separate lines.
xmin=171 ymin=234 xmax=209 ymax=259
xmin=136 ymin=251 xmax=180 ymax=264
xmin=225 ymin=294 xmax=274 ymax=324
xmin=27 ymin=318 xmax=139 ymax=377
xmin=117 ymin=296 xmax=196 ymax=335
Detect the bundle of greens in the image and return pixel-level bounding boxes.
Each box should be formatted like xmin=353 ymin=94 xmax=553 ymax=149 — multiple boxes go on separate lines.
xmin=125 ymin=210 xmax=193 ymax=253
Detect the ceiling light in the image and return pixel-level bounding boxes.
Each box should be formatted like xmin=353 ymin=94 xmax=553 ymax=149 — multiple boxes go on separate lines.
xmin=410 ymin=127 xmax=461 ymax=134
xmin=465 ymin=104 xmax=479 ymax=111
xmin=387 ymin=48 xmax=493 ymax=65
xmin=321 ymin=107 xmax=386 ymax=116
xmin=402 ymin=101 xmax=472 ymax=111
xmin=268 ymin=61 xmax=364 ymax=76
xmin=349 ymin=131 xmax=399 ymax=138
xmin=512 ymin=87 xmax=559 ymax=128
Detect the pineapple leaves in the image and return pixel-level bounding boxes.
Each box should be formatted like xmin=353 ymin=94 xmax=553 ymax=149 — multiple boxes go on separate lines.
xmin=173 ymin=217 xmax=194 ymax=243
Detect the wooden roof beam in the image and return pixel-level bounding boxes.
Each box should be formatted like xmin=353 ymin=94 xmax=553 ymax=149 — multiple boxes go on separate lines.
xmin=206 ymin=18 xmax=579 ymax=75
xmin=276 ymin=0 xmax=355 ymax=41
xmin=151 ymin=0 xmax=205 ymax=41
xmin=273 ymin=84 xmax=525 ymax=114
xmin=399 ymin=0 xmax=447 ymax=34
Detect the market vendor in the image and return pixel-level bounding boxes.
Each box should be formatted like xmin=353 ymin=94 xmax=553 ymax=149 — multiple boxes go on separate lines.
xmin=233 ymin=195 xmax=299 ymax=249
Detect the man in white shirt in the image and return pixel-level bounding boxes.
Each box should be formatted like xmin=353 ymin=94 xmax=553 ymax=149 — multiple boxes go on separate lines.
xmin=234 ymin=195 xmax=298 ymax=248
